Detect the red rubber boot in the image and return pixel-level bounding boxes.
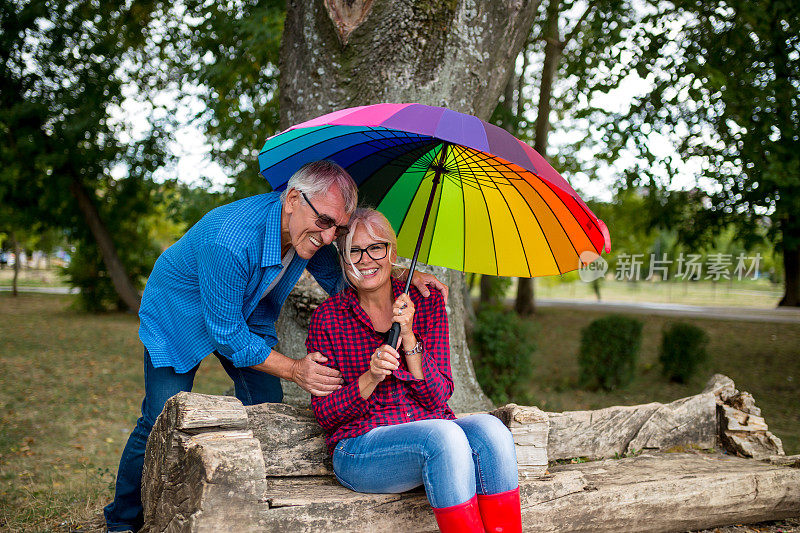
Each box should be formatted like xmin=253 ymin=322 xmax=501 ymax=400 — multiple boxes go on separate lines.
xmin=477 ymin=487 xmax=522 ymax=533
xmin=432 ymin=494 xmax=484 ymax=532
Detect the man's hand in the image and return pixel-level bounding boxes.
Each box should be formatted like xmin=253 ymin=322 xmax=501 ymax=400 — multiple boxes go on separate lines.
xmin=405 ymin=270 xmax=449 ymax=304
xmin=291 ymin=352 xmax=343 ymax=397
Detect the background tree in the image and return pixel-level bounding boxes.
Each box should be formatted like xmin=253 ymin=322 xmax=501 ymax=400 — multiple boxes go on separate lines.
xmin=0 ymin=0 xmax=170 ymax=311
xmin=584 ymin=0 xmax=800 ymax=305
xmin=158 ymin=0 xmax=285 ymax=196
xmin=278 ymin=0 xmax=541 ymax=411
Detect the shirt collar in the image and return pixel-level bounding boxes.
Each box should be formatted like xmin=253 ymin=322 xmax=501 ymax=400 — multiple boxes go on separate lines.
xmin=262 ymin=193 xmax=285 ymax=267
xmin=338 ymin=276 xmax=405 ymax=309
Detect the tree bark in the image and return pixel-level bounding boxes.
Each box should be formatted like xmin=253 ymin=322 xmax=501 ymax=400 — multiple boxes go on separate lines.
xmin=69 ymin=179 xmax=142 ymax=312
xmin=515 ymin=277 xmax=535 ymax=314
xmin=279 ymin=1 xmax=542 ymax=124
xmin=479 ymin=274 xmax=497 ymax=308
xmin=779 ymin=245 xmax=799 ymax=307
xmin=279 ymin=0 xmax=542 ymax=411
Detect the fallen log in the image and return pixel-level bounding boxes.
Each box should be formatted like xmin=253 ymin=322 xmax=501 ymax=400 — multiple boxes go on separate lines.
xmin=141 ymin=375 xmax=798 ymax=532
xmin=545 ymin=391 xmax=717 ymax=460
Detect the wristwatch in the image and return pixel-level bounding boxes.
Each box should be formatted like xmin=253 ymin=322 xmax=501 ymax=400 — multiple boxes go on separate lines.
xmin=406 ymin=339 xmax=423 ymax=356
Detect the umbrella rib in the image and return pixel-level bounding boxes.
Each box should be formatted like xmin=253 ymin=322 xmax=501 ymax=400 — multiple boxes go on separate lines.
xmin=567 ymin=192 xmax=604 ymax=253
xmin=459 ymin=147 xmax=468 ymax=273
xmin=453 ymin=146 xmax=499 ymax=276
xmin=525 ymin=174 xmax=582 ymax=272
xmin=456 ymin=148 xmax=531 ymax=277
xmin=538 ymin=178 xmax=602 ymax=255
xmin=394 ymin=144 xmax=443 ymax=249
xmin=368 ymin=142 xmax=440 ymax=208
xmin=258 ymin=124 xmax=335 ymax=157
xmin=461 ymin=148 xmax=582 ymax=274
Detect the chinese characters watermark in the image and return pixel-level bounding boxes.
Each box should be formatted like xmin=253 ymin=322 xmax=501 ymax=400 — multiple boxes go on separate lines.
xmin=610 ymin=252 xmax=761 ymax=282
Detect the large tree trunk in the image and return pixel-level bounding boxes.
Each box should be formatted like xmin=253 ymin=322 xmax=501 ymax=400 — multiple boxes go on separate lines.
xmin=279 ymin=1 xmax=541 ymax=123
xmin=278 ymin=0 xmax=541 ymax=412
xmin=779 ymin=245 xmax=799 ymax=307
xmin=69 ymin=179 xmax=142 ymax=312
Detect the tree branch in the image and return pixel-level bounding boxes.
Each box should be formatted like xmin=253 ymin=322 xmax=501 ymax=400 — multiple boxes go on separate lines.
xmin=561 ymin=1 xmax=596 ymax=49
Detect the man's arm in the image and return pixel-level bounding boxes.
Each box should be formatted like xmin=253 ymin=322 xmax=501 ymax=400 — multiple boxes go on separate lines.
xmin=198 ymin=242 xmax=342 ymax=395
xmin=250 ymin=348 xmax=343 ymax=396
xmin=306 ymin=244 xmax=346 ymax=295
xmin=396 ymin=268 xmax=450 ymax=304
xmin=197 ymin=243 xmax=272 ymax=367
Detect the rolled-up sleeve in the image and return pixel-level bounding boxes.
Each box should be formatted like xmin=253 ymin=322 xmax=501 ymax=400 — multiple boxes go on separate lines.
xmin=197 ymin=243 xmax=272 ymax=367
xmin=392 ymin=289 xmax=453 ymax=409
xmin=308 ymin=306 xmax=369 ymax=431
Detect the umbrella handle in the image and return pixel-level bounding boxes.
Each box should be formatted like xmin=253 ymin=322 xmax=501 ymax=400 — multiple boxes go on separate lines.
xmin=387 ymin=322 xmax=402 ymax=350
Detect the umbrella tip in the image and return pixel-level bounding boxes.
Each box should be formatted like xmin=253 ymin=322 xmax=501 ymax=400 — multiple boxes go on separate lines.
xmin=598 ymin=219 xmax=611 ymax=253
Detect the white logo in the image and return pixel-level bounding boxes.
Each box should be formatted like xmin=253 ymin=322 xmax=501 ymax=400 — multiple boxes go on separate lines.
xmin=578 ymin=251 xmax=608 ymax=282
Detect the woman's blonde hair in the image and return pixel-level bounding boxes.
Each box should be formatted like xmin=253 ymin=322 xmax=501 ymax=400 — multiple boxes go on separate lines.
xmin=336 ymin=208 xmax=399 ymax=282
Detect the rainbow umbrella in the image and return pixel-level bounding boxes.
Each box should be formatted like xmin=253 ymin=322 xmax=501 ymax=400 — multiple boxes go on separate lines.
xmin=260 ymin=103 xmax=610 ymax=345
xmin=259 ymin=103 xmax=610 ymax=281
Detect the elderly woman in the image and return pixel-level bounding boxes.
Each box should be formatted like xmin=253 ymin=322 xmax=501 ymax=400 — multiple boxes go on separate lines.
xmin=306 ymin=208 xmax=522 ymax=533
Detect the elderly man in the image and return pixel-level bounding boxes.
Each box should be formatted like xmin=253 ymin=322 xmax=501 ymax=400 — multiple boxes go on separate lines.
xmin=104 ymin=161 xmax=447 ymax=532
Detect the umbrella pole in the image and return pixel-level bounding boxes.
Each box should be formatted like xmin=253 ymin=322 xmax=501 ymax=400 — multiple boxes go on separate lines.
xmin=389 ymin=143 xmax=449 ymax=348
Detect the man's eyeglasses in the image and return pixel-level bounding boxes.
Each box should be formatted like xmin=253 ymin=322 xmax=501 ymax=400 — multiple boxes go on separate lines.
xmin=302 ymin=192 xmax=349 ymax=238
xmin=346 ymin=242 xmax=389 ymax=264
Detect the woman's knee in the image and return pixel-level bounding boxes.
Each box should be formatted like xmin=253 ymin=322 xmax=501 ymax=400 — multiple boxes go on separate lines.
xmin=421 ymin=419 xmax=472 ymax=459
xmin=463 ymin=414 xmax=516 ymax=454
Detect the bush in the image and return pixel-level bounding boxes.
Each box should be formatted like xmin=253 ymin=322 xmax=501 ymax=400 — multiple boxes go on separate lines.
xmin=470 ymin=306 xmax=536 ymax=405
xmin=659 ymin=322 xmax=709 ymax=383
xmin=578 ymin=314 xmax=643 ymax=391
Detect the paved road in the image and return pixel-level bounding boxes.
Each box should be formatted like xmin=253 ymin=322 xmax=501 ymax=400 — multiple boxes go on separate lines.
xmin=3 ymin=286 xmax=799 ymax=324
xmin=0 ymin=286 xmax=78 ymax=294
xmin=535 ymin=298 xmax=800 ymax=324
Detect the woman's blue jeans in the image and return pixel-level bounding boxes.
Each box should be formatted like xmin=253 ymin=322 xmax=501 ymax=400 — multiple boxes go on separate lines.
xmin=332 ymin=414 xmax=518 ymax=509
xmin=103 ymin=349 xmax=282 ymax=532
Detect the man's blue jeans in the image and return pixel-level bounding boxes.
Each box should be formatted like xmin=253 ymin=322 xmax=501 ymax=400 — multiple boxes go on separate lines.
xmin=332 ymin=414 xmax=518 ymax=509
xmin=104 ymin=349 xmax=282 ymax=532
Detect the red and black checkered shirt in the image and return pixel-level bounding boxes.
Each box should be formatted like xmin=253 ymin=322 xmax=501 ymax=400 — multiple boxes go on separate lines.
xmin=307 ymin=277 xmax=456 ymax=454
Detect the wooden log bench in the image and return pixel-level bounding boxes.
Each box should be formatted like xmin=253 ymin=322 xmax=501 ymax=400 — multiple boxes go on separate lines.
xmin=140 ymin=375 xmax=800 ymax=532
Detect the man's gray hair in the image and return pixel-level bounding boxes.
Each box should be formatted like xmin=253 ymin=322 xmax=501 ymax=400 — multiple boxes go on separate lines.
xmin=280 ymin=160 xmax=358 ymax=214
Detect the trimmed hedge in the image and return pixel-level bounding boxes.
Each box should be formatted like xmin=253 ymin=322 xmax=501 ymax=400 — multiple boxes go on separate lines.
xmin=659 ymin=322 xmax=709 ymax=383
xmin=471 ymin=306 xmax=536 ymax=405
xmin=578 ymin=314 xmax=643 ymax=391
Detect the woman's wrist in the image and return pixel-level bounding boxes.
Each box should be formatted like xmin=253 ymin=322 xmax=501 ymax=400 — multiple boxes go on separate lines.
xmin=404 ymin=337 xmax=422 ymax=356
xmin=358 ymin=372 xmax=379 ymax=399
xmin=402 ymin=334 xmax=417 ymax=350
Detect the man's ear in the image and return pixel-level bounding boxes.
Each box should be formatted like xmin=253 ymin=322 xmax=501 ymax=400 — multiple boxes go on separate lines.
xmin=284 ymin=188 xmax=300 ymax=214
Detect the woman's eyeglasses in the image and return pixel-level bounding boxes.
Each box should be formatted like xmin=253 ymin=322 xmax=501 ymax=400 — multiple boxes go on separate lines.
xmin=302 ymin=192 xmax=350 ymax=238
xmin=346 ymin=242 xmax=389 ymax=264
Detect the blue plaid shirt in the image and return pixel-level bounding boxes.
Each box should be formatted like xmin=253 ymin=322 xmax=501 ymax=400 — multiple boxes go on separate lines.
xmin=138 ymin=192 xmax=345 ymax=373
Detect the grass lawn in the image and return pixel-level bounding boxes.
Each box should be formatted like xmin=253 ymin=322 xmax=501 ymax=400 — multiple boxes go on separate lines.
xmin=0 ymin=294 xmax=231 ymax=532
xmin=0 ymin=293 xmax=797 ymax=531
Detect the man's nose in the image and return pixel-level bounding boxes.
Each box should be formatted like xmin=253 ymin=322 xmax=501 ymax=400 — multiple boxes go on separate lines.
xmin=321 ymin=226 xmax=337 ymax=244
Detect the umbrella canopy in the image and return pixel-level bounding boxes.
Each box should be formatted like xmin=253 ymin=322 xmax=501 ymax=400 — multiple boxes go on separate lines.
xmin=259 ymin=103 xmax=610 ymax=278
